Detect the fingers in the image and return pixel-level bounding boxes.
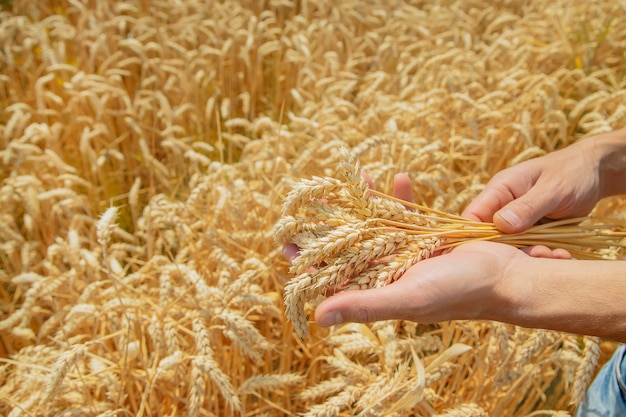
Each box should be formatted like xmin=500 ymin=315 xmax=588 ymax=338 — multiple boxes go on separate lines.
xmin=520 ymin=245 xmax=552 ymax=258
xmin=392 ymin=173 xmax=413 ymax=202
xmin=462 ymin=166 xmax=561 ymax=233
xmin=552 ymin=248 xmax=573 ymax=259
xmin=462 ymin=185 xmax=513 ymax=223
xmin=521 ymin=245 xmax=572 ymax=259
xmin=362 ymin=171 xmax=413 ymax=203
xmin=361 ymin=171 xmax=374 ymax=189
xmin=492 ymin=184 xmax=558 ymax=233
xmin=282 ymin=243 xmax=300 ymax=262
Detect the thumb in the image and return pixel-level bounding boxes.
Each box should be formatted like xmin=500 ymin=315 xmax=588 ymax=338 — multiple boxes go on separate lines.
xmin=314 ymin=285 xmax=413 ymax=327
xmin=493 ymin=185 xmax=557 ymax=233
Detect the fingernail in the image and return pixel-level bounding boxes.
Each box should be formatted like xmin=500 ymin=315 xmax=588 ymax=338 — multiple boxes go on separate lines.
xmin=319 ymin=311 xmax=343 ymax=327
xmin=497 ymin=209 xmax=521 ymax=227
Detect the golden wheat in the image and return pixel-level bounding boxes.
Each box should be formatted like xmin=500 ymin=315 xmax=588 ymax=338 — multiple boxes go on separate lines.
xmin=1 ymin=0 xmax=626 ymax=416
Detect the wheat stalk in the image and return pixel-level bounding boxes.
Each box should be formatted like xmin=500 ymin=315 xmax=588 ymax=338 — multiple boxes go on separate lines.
xmin=38 ymin=343 xmax=89 ymax=411
xmin=433 ymin=403 xmax=489 ymax=417
xmin=570 ymin=336 xmax=602 ymax=407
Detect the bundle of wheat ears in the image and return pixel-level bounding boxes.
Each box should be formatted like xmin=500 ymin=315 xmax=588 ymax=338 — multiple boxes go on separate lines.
xmin=274 ymin=148 xmax=626 ymax=339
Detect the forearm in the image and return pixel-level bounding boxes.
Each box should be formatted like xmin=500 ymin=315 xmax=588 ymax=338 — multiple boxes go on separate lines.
xmin=491 ymin=257 xmax=626 ymax=342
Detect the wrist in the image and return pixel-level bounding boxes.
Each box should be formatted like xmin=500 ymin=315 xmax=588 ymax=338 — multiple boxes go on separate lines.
xmin=488 ymin=255 xmax=626 ymax=342
xmin=482 ymin=253 xmax=535 ymax=324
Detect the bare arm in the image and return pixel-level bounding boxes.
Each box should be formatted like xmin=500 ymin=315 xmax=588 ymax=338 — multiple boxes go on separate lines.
xmin=498 ymin=255 xmax=626 ymax=342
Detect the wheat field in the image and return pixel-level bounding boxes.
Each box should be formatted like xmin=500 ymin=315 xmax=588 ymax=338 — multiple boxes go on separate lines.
xmin=1 ymin=0 xmax=626 ymax=416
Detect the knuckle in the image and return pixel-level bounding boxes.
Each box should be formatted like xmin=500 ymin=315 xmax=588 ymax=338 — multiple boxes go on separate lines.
xmin=512 ymin=198 xmax=536 ymax=216
xmin=352 ymin=304 xmax=379 ymax=323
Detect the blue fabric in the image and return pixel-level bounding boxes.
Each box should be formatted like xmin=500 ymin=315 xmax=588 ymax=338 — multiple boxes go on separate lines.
xmin=574 ymin=344 xmax=626 ymax=417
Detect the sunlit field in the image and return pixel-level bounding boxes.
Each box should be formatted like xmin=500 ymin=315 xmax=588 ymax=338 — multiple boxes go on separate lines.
xmin=1 ymin=1 xmax=625 ymax=416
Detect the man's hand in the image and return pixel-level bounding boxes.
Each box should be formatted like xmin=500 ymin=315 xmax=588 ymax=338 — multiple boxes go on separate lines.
xmin=463 ymin=129 xmax=626 ymax=233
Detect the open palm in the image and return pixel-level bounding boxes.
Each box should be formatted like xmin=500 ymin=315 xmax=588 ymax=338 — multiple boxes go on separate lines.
xmin=314 ymin=240 xmax=527 ymax=326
